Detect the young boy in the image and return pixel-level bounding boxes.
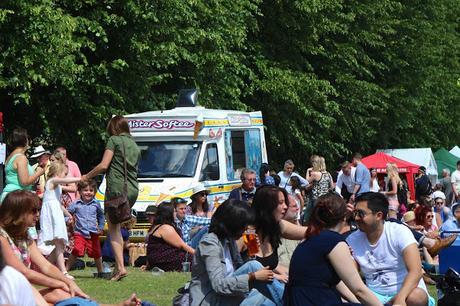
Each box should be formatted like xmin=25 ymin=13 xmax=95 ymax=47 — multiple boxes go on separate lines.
xmin=66 ymin=179 xmax=105 ymax=276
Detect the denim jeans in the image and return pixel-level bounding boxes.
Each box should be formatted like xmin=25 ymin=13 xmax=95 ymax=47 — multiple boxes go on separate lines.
xmin=189 ymin=226 xmax=209 ymax=249
xmin=233 ymin=260 xmax=284 ymax=306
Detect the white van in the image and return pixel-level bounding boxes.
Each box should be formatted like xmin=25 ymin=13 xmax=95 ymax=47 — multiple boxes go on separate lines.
xmin=95 ymin=91 xmax=268 ymax=239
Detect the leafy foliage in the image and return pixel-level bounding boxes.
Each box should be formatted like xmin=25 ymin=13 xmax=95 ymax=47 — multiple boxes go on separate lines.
xmin=0 ymin=0 xmax=458 ymax=171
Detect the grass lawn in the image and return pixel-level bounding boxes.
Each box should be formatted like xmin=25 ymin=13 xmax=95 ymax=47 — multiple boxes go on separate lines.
xmin=69 ymin=268 xmax=439 ymax=306
xmin=70 ymin=267 xmax=190 ymax=306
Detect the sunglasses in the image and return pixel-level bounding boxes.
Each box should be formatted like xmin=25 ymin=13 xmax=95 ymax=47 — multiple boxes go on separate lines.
xmin=353 ymin=209 xmax=372 ymax=219
xmin=197 ymin=192 xmax=207 ymax=197
xmin=30 ymin=207 xmax=39 ymax=214
xmin=426 ymin=215 xmax=434 ymax=219
xmin=435 ymin=202 xmax=443 ymax=205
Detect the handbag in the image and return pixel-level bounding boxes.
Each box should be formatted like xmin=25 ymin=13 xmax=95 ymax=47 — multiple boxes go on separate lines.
xmin=104 ymin=139 xmax=132 ymax=224
xmin=172 ymin=282 xmax=190 ymax=306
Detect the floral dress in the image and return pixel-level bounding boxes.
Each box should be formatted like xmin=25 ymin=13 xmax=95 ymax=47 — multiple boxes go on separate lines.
xmin=0 ymin=227 xmax=32 ymax=268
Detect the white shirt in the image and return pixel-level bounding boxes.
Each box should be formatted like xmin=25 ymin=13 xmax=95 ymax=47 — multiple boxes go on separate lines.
xmin=346 ymin=222 xmax=427 ymax=295
xmin=277 ymin=171 xmax=308 ymax=193
xmin=335 ymin=167 xmax=356 ymax=194
xmin=0 ymin=265 xmax=35 ymax=306
xmin=451 ymin=170 xmax=460 ymax=193
xmin=370 ymin=178 xmax=380 ymax=192
xmin=223 ymin=242 xmax=234 ymax=276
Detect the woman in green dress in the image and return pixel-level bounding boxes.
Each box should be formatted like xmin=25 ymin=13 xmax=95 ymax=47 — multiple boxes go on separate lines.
xmin=1 ymin=128 xmax=45 ymax=203
xmin=82 ymin=116 xmax=140 ymax=281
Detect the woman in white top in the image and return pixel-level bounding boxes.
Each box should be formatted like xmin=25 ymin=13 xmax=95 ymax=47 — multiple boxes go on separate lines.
xmin=369 ymin=168 xmax=380 ymax=192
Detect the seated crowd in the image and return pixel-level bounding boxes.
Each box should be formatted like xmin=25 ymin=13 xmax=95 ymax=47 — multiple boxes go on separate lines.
xmin=1 ymin=158 xmax=459 ymax=306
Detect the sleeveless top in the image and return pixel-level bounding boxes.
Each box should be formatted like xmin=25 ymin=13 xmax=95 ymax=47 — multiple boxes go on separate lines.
xmin=256 ymin=248 xmax=279 ymax=270
xmin=311 ymin=172 xmax=333 ymax=200
xmin=1 ymin=154 xmax=34 ymax=201
xmin=0 ymin=227 xmax=32 ymax=268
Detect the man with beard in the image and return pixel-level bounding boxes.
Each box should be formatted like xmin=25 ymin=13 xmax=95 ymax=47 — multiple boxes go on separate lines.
xmin=346 ymin=192 xmax=435 ymax=306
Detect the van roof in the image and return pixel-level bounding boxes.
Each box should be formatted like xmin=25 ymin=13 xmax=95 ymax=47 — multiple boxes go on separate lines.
xmin=125 ymin=106 xmax=262 ymax=119
xmin=125 ymin=106 xmax=263 ymax=134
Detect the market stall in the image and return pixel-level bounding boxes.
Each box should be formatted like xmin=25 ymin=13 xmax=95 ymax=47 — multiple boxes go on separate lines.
xmin=362 ymin=152 xmax=419 ymax=200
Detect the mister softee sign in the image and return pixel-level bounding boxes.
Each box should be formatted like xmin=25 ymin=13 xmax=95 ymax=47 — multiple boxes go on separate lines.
xmin=128 ymin=119 xmax=195 ymax=131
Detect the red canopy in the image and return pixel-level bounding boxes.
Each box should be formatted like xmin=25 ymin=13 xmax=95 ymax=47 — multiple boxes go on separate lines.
xmin=362 ymin=152 xmax=419 ymax=200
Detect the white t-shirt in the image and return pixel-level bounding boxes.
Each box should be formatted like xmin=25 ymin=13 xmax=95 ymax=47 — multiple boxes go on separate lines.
xmin=451 ymin=170 xmax=460 ymax=193
xmin=277 ymin=171 xmax=308 ymax=193
xmin=346 ymin=222 xmax=427 ymax=295
xmin=335 ymin=167 xmax=356 ymax=194
xmin=0 ymin=265 xmax=35 ymax=306
xmin=370 ymin=178 xmax=380 ymax=192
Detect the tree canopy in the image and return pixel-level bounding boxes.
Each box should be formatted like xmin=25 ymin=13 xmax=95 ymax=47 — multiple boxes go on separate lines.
xmin=1 ymin=0 xmax=459 ymax=171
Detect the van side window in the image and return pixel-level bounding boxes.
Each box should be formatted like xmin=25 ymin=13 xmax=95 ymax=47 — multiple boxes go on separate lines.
xmin=199 ymin=143 xmax=219 ymax=181
xmin=225 ymin=130 xmax=262 ymax=180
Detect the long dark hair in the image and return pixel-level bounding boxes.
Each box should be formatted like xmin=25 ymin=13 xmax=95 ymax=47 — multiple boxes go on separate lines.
xmin=209 ymin=199 xmax=255 ymax=240
xmin=259 ymin=163 xmax=270 ymax=185
xmin=154 ymin=203 xmax=176 ymax=228
xmin=190 ymin=193 xmax=209 ymax=214
xmin=304 ymin=193 xmax=347 ymax=239
xmin=252 ymin=185 xmax=288 ymax=250
xmin=0 ymin=191 xmax=40 ymax=240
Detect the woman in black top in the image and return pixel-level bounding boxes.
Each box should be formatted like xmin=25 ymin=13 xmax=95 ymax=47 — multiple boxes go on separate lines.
xmin=251 ymin=186 xmax=308 ymax=303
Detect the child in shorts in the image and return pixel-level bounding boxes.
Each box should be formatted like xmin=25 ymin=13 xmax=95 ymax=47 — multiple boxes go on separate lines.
xmin=66 ymin=179 xmax=105 ymax=276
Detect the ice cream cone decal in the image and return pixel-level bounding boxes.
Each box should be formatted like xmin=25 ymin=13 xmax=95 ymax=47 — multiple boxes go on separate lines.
xmin=156 ymin=192 xmax=170 ymax=205
xmin=193 ymin=113 xmax=204 ymax=140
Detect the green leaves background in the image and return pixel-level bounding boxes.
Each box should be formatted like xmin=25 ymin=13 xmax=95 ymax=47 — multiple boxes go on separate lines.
xmin=1 ymin=0 xmax=458 ymax=171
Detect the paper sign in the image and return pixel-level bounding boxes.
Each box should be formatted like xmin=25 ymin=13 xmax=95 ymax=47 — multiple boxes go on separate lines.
xmin=0 ymin=143 xmax=5 ymax=164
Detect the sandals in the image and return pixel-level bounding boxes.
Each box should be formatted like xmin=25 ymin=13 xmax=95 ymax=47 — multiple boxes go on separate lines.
xmin=110 ymin=271 xmax=128 ymax=281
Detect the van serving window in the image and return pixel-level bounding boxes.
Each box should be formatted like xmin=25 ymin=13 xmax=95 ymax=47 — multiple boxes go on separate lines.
xmin=225 ymin=130 xmax=262 ymax=180
xmin=137 ymin=142 xmax=201 ymax=178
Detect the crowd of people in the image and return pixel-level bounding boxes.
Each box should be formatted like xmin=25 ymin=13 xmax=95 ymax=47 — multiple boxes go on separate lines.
xmin=0 ymin=115 xmax=459 ymax=305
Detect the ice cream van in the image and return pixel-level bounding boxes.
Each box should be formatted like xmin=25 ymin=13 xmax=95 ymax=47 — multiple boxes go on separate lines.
xmin=95 ymin=90 xmax=268 ymax=240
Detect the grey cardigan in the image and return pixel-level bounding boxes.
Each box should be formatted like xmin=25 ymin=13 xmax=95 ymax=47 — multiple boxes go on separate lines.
xmin=189 ymin=233 xmax=250 ymax=306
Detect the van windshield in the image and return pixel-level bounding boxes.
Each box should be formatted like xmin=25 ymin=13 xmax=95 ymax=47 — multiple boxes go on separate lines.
xmin=137 ymin=142 xmax=202 ymax=178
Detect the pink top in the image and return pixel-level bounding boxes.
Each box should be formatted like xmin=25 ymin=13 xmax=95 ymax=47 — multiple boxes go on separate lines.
xmin=66 ymin=159 xmax=81 ymax=201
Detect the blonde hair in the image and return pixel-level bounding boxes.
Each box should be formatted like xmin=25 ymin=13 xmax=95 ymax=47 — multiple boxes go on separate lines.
xmin=50 ymin=150 xmax=65 ymax=164
xmin=386 ymin=163 xmax=402 ymax=186
xmin=47 ymin=162 xmax=66 ymax=180
xmin=311 ymin=155 xmax=321 ymax=172
xmin=319 ymin=156 xmax=327 ymax=172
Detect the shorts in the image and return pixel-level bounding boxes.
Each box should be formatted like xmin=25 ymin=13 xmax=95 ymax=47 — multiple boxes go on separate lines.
xmin=370 ymin=288 xmax=435 ymax=306
xmin=72 ymin=232 xmax=101 ymax=258
xmin=387 ymin=196 xmax=399 ymax=211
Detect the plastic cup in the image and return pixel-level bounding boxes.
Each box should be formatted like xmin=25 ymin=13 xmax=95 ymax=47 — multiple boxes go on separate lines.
xmin=182 ymin=262 xmax=191 ymax=272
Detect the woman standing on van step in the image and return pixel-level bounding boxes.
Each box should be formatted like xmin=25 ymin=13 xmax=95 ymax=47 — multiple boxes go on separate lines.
xmin=82 ymin=115 xmax=140 ymax=281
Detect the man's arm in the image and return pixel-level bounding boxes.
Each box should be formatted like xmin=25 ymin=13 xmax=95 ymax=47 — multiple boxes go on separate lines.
xmin=350 ymin=168 xmax=364 ymax=202
xmin=186 ymin=215 xmax=211 ymax=227
xmin=391 ymin=243 xmax=423 ymax=305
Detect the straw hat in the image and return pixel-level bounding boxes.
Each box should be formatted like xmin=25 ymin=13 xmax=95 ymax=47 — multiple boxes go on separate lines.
xmin=403 ymin=211 xmax=416 ymax=223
